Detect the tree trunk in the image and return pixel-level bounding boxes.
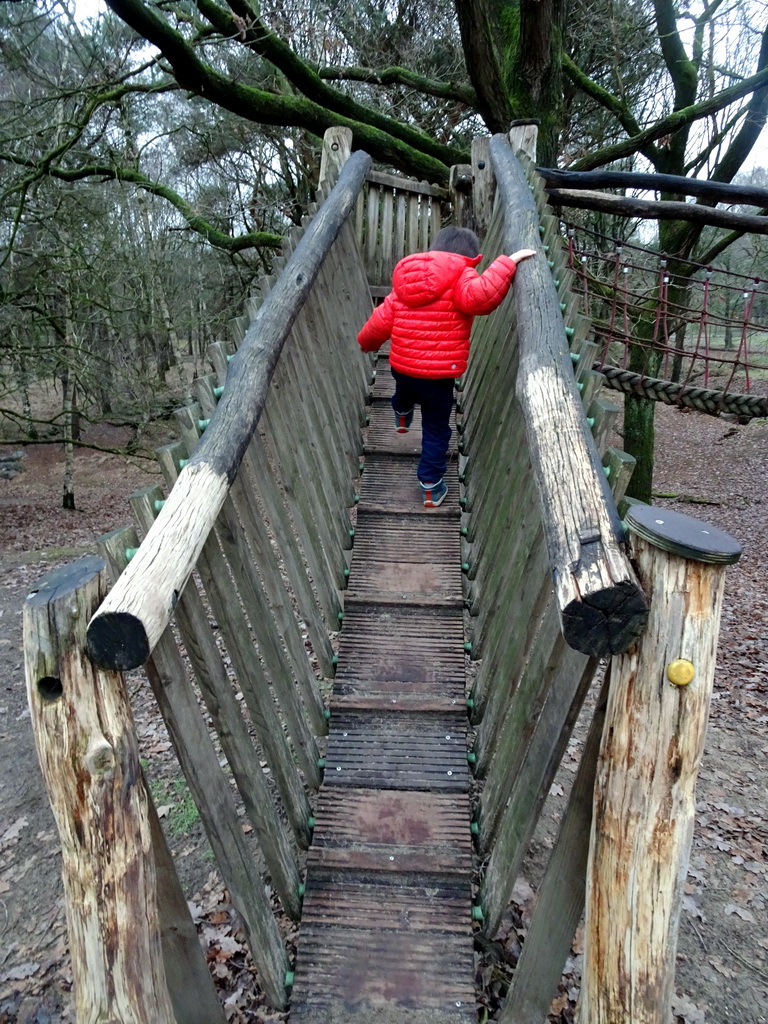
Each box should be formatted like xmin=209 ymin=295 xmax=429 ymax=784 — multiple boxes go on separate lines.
xmin=16 ymin=355 xmax=38 ymax=440
xmin=514 ymin=0 xmax=566 ymax=167
xmin=623 ymin=232 xmax=695 ymax=503
xmin=456 ymin=0 xmax=565 ymax=166
xmin=623 ymin=389 xmax=656 ymax=503
xmin=60 ymin=361 xmax=76 ymax=511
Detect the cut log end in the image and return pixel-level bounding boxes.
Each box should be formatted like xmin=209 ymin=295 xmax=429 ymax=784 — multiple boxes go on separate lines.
xmin=86 ymin=612 xmax=150 ymax=671
xmin=561 ymin=581 xmax=650 ymax=657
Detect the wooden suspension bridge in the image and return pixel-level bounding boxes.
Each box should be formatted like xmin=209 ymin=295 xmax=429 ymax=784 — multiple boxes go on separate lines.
xmin=23 ymin=127 xmax=744 ymax=1024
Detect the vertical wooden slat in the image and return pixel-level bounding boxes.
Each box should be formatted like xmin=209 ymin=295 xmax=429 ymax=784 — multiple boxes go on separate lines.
xmin=380 ymin=187 xmax=395 ymax=281
xmin=419 ymin=190 xmax=430 ymax=250
xmin=407 ymin=192 xmax=420 ymax=255
xmin=394 ymin=191 xmax=407 ymax=265
xmin=366 ymin=184 xmax=380 ymax=283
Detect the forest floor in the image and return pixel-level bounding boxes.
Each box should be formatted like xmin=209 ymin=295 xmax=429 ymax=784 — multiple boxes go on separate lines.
xmin=0 ymin=395 xmax=766 ymax=1024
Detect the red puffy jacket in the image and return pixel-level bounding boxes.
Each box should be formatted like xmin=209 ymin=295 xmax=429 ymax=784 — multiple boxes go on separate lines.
xmin=357 ymin=249 xmax=518 ymax=378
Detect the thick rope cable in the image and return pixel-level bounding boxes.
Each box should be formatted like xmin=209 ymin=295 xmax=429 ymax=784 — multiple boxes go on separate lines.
xmin=598 ymin=365 xmax=768 ymax=419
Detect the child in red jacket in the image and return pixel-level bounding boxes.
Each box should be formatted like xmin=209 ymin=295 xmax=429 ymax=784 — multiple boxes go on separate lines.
xmin=358 ymin=226 xmax=535 ymax=506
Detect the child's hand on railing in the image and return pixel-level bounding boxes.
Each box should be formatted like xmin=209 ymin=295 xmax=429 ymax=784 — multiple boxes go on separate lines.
xmin=510 ymin=249 xmax=537 ymax=263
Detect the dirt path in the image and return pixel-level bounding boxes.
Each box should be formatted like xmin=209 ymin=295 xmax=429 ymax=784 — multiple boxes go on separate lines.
xmin=1 ymin=405 xmax=766 ymax=1023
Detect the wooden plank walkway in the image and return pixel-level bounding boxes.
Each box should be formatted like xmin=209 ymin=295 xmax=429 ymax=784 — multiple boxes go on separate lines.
xmin=290 ymin=348 xmax=476 ymax=1023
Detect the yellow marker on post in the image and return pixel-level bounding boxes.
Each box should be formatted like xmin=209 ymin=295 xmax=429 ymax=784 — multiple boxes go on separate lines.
xmin=667 ymin=659 xmax=695 ymax=686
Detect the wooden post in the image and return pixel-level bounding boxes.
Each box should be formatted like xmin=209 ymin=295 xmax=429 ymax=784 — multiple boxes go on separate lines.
xmin=578 ymin=505 xmax=741 ymax=1024
xmin=23 ymin=558 xmax=175 ymax=1024
xmin=319 ymin=126 xmax=352 ymax=187
xmin=471 ymin=136 xmax=494 ymax=240
xmin=509 ymin=119 xmax=539 ymax=163
xmin=87 ymin=149 xmax=372 ymax=671
xmin=449 ymin=163 xmax=473 ymax=228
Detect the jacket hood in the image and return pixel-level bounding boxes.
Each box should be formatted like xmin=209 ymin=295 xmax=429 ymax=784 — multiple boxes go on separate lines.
xmin=392 ymin=251 xmax=483 ymax=307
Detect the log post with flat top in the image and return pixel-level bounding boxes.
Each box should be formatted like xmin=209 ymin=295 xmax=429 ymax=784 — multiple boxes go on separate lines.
xmin=23 ymin=557 xmax=175 ymax=1024
xmin=86 ymin=146 xmax=372 ymax=671
xmin=578 ymin=505 xmax=741 ymax=1024
xmin=489 ymin=134 xmax=648 ymax=656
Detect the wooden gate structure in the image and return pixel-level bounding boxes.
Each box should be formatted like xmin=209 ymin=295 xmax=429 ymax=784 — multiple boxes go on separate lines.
xmin=23 ymin=127 xmax=743 ymax=1024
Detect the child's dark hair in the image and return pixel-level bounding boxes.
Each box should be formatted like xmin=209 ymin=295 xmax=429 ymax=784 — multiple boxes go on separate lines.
xmin=429 ymin=226 xmax=481 ymax=258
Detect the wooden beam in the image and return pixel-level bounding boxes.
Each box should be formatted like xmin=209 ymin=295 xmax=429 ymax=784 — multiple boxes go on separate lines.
xmin=489 ymin=135 xmax=648 ymax=656
xmin=537 ymin=167 xmax=768 ymax=207
xmin=86 ymin=149 xmax=372 ymax=671
xmin=545 ymin=187 xmax=768 ymax=233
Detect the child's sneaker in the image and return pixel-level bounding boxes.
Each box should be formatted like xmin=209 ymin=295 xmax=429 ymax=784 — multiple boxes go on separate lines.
xmin=420 ymin=478 xmax=448 ymax=507
xmin=394 ymin=407 xmax=414 ymax=433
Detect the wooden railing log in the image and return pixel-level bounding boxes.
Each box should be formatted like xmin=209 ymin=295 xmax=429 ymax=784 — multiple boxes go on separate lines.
xmin=489 ymin=135 xmax=648 ymax=657
xmin=546 ymin=187 xmax=768 ymax=234
xmin=86 ymin=149 xmax=372 ymax=671
xmin=537 ymin=166 xmax=768 ymax=206
xmin=578 ymin=506 xmax=741 ymax=1024
xmin=23 ymin=557 xmax=176 ymax=1024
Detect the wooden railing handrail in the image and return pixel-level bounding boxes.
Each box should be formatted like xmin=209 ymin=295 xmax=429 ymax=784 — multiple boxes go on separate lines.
xmin=86 ymin=149 xmax=372 ymax=672
xmin=365 ymin=167 xmax=450 ymax=198
xmin=489 ymin=134 xmax=648 ymax=657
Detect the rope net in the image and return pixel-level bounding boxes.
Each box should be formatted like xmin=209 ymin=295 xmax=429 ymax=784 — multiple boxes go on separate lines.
xmin=565 ymin=223 xmax=768 ymax=419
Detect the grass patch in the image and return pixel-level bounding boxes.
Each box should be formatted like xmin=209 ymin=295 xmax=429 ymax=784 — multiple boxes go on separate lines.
xmin=147 ymin=772 xmax=201 ymax=836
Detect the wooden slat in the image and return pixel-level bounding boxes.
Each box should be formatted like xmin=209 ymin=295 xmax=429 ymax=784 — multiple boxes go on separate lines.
xmin=336 ymin=603 xmax=465 ymax=682
xmin=291 ymin=332 xmax=474 ymax=1022
xmin=332 ymin=674 xmax=466 ymax=713
xmin=346 ymin=511 xmax=462 ymax=605
xmin=323 ymin=712 xmax=469 ymax=791
xmin=291 ymin=874 xmax=475 ymax=1023
xmin=365 ymin=401 xmax=458 ymax=455
xmin=359 ymin=454 xmax=460 ymax=514
xmin=309 ymin=788 xmax=472 ymax=874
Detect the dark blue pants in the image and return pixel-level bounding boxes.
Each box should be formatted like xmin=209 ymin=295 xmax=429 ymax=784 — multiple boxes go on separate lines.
xmin=391 ymin=369 xmax=454 ymax=483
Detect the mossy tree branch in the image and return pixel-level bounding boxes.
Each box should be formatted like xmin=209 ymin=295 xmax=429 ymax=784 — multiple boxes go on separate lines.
xmin=316 ymin=64 xmax=476 ymax=107
xmin=197 ymin=0 xmax=461 ymax=169
xmin=569 ymin=62 xmax=768 ymax=172
xmin=0 ymin=150 xmax=283 ymax=252
xmin=103 ymin=0 xmax=460 ymax=182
